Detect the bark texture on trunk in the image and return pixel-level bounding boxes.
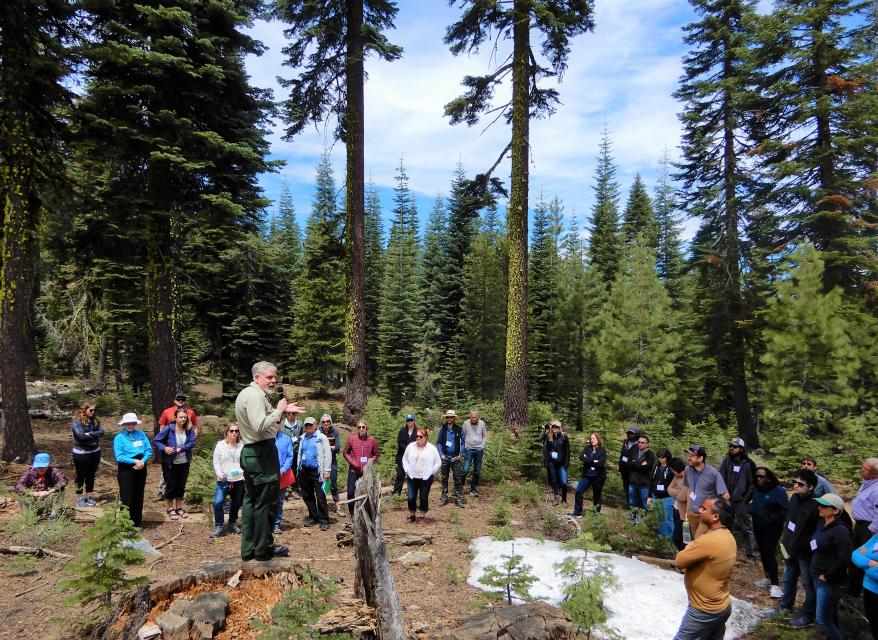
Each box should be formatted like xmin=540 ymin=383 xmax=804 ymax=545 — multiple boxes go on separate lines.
xmin=502 ymin=0 xmax=530 ymax=433
xmin=352 ymin=463 xmax=404 ymax=640
xmin=343 ymin=0 xmax=367 ymax=426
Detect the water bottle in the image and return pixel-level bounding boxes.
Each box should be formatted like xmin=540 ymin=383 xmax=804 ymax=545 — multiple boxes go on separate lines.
xmin=683 ymin=520 xmax=692 ymax=544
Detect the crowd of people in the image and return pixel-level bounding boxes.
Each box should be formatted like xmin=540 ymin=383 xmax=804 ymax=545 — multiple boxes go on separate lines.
xmin=11 ymin=366 xmax=877 ymax=639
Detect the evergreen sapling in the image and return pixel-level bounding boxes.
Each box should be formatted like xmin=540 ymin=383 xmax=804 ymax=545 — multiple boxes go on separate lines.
xmin=478 ymin=543 xmax=537 ymax=604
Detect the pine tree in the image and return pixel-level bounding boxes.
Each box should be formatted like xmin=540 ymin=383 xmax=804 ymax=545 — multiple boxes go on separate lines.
xmin=378 ymin=160 xmax=421 ymax=411
xmin=588 ymin=124 xmax=623 ymax=288
xmin=528 ymin=193 xmax=562 ymax=402
xmin=593 ymin=239 xmax=682 ymax=435
xmin=458 ymin=209 xmax=508 ymax=399
xmin=444 ymin=0 xmax=596 ymax=430
xmin=751 ymin=0 xmax=877 ymax=293
xmin=271 ymin=182 xmax=304 ymax=372
xmin=761 ymin=244 xmax=860 ymax=467
xmin=58 ymin=503 xmax=147 ymax=608
xmin=417 ymin=195 xmax=447 ymax=406
xmin=653 ymin=149 xmax=686 ymax=304
xmin=273 ymin=0 xmax=402 ymax=424
xmin=364 ymin=181 xmax=385 ymax=388
xmin=292 ymin=155 xmax=346 ymax=390
xmin=675 ymin=0 xmax=759 ymax=446
xmin=477 ymin=543 xmax=537 ymax=604
xmin=622 ymin=174 xmax=657 ymax=249
xmin=0 ymin=0 xmax=73 ymax=460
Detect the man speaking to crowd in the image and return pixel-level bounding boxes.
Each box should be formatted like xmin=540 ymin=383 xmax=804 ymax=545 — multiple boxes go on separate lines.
xmin=236 ymin=361 xmax=305 ymax=561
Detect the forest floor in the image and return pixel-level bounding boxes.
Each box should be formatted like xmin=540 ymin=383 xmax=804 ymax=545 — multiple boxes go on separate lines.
xmin=0 ymin=384 xmax=867 ymax=640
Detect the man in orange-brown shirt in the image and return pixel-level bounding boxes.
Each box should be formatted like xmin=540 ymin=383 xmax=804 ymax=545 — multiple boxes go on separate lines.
xmin=674 ymin=497 xmax=737 ymax=640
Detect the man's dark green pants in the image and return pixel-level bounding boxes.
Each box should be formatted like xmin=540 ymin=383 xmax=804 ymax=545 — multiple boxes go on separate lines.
xmin=240 ymin=438 xmax=280 ymax=560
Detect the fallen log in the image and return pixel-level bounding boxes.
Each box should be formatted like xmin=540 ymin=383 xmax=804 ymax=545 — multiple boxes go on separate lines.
xmin=0 ymin=545 xmax=73 ymax=559
xmin=336 ymin=528 xmax=434 ymax=548
xmin=634 ymin=554 xmax=679 ymax=571
xmin=314 ymin=597 xmax=377 ymax=635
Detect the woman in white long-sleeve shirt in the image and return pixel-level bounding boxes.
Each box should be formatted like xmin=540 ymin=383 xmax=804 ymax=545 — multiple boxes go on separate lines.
xmin=402 ymin=428 xmax=442 ymax=524
xmin=211 ymin=423 xmax=245 ymax=538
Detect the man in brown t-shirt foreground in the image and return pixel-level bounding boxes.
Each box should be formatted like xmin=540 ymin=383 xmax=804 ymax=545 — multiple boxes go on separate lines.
xmin=674 ymin=497 xmax=737 ymax=640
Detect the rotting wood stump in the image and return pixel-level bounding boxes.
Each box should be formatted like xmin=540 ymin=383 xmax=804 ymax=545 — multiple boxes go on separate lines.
xmin=352 ymin=462 xmax=405 ymax=640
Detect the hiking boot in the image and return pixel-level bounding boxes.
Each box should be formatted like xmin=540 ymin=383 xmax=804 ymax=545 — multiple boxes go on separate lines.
xmin=225 ymin=523 xmax=241 ymax=534
xmin=273 ymin=525 xmax=282 ymax=535
xmin=303 ymin=518 xmax=316 ymax=527
xmin=789 ymin=617 xmax=813 ymax=629
xmin=85 ymin=497 xmax=97 ymax=507
xmin=769 ymin=585 xmax=783 ymax=598
xmin=439 ymin=495 xmax=448 ymax=506
xmin=567 ymin=512 xmax=583 ymax=518
xmin=320 ymin=522 xmax=330 ymax=531
xmin=469 ymin=489 xmax=479 ymax=498
xmin=455 ymin=498 xmax=465 ymax=508
xmin=210 ymin=526 xmax=224 ymax=539
xmin=754 ymin=577 xmax=771 ymax=588
xmin=76 ymin=497 xmax=89 ymax=508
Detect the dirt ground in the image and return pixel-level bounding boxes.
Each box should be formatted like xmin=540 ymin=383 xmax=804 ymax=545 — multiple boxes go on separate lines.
xmin=0 ymin=413 xmax=854 ymax=640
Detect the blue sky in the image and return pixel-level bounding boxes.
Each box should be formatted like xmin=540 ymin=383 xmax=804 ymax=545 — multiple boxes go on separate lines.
xmin=245 ymin=0 xmax=706 ymax=238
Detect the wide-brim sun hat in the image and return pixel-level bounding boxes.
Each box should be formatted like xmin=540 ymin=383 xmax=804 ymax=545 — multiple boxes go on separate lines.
xmin=445 ymin=410 xmax=457 ymax=418
xmin=117 ymin=412 xmax=142 ymax=426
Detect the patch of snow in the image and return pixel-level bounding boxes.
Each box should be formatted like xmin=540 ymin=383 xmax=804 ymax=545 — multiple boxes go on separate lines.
xmin=468 ymin=537 xmax=765 ymax=640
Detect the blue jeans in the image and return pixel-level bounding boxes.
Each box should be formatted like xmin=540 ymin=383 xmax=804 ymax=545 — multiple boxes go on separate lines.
xmin=815 ymin=580 xmax=844 ymax=640
xmin=628 ymin=485 xmax=649 ymax=509
xmin=213 ymin=480 xmax=244 ymax=527
xmin=547 ymin=463 xmax=568 ymax=487
xmin=657 ymin=496 xmax=675 ymax=539
xmin=461 ymin=449 xmax=484 ymax=491
xmin=674 ymin=604 xmax=731 ymax=640
xmin=780 ymin=557 xmax=816 ymax=621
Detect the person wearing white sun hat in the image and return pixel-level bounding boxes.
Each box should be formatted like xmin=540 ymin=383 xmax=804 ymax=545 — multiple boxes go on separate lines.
xmin=113 ymin=412 xmax=153 ymax=527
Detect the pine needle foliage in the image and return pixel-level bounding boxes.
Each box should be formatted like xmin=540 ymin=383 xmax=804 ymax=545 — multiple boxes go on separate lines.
xmin=478 ymin=543 xmax=537 ymax=604
xmin=57 ymin=503 xmax=146 ymax=608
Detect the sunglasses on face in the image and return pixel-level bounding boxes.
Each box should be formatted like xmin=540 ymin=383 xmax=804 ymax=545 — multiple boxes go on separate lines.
xmin=321 ymin=421 xmax=331 ymax=424
xmin=416 ymin=435 xmax=426 ymax=439
xmin=228 ymin=429 xmax=239 ymax=433
xmin=638 ymin=440 xmax=648 ymax=445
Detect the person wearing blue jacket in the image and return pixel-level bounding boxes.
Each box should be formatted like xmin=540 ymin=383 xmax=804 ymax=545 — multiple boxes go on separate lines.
xmin=153 ymin=408 xmax=197 ymax=520
xmin=852 ymin=532 xmax=878 ymax=637
xmin=437 ymin=410 xmax=465 ymax=508
xmin=748 ymin=466 xmax=789 ymax=599
xmin=113 ymin=412 xmax=153 ymax=527
xmin=273 ymin=430 xmax=294 ymax=533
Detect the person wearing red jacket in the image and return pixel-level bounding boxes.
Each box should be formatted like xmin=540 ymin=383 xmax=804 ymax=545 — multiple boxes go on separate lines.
xmin=342 ymin=420 xmax=379 ymax=516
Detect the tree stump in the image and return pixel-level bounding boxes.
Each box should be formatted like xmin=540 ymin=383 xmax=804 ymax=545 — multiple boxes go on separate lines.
xmin=352 ymin=463 xmax=404 ymax=640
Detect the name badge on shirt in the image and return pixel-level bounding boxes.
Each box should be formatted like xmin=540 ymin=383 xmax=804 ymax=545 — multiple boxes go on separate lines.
xmin=360 ymin=456 xmax=368 ymax=464
xmin=872 ymin=544 xmax=878 ymax=554
xmin=590 ymin=466 xmax=596 ymax=472
xmin=810 ymin=538 xmax=818 ymax=551
xmin=621 ymin=456 xmax=628 ymax=463
xmin=788 ymin=521 xmax=796 ymax=532
xmin=689 ymin=492 xmax=697 ymax=502
xmin=133 ymin=440 xmax=143 ymax=447
xmin=656 ymin=484 xmax=665 ymax=492
xmin=733 ymin=465 xmax=741 ymax=473
xmin=446 ymin=440 xmax=453 ymax=447
xmin=551 ymin=451 xmax=559 ymax=459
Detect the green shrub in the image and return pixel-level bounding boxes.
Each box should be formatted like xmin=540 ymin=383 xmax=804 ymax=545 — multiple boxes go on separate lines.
xmin=7 ymin=499 xmax=77 ymax=548
xmin=446 ymin=508 xmax=460 ymax=525
xmin=453 ymin=526 xmax=472 ymax=543
xmin=489 ymin=498 xmax=512 ymax=525
xmin=541 ymin=510 xmax=561 ymax=536
xmin=54 ymin=388 xmax=85 ymax=407
xmin=443 ymin=564 xmax=464 ymax=585
xmin=254 ymin=568 xmax=351 ymax=640
xmin=184 ymin=455 xmax=216 ymax=508
xmin=490 ymin=525 xmax=514 ymax=541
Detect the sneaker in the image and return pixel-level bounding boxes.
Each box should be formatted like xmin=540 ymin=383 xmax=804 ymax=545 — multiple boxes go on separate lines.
xmin=769 ymin=585 xmax=783 ymax=598
xmin=455 ymin=499 xmax=465 ymax=508
xmin=439 ymin=496 xmax=448 ymax=506
xmin=303 ymin=518 xmax=316 ymax=527
xmin=273 ymin=525 xmax=282 ymax=535
xmin=210 ymin=526 xmax=224 ymax=538
xmin=225 ymin=523 xmax=241 ymax=534
xmin=85 ymin=497 xmax=97 ymax=507
xmin=75 ymin=497 xmax=88 ymax=508
xmin=319 ymin=522 xmax=330 ymax=531
xmin=469 ymin=490 xmax=479 ymax=498
xmin=567 ymin=512 xmax=583 ymax=518
xmin=754 ymin=577 xmax=771 ymax=588
xmin=789 ymin=617 xmax=813 ymax=629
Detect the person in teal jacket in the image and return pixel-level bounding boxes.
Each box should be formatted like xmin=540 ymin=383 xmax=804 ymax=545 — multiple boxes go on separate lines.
xmin=113 ymin=412 xmax=153 ymax=527
xmin=852 ymin=532 xmax=878 ymax=638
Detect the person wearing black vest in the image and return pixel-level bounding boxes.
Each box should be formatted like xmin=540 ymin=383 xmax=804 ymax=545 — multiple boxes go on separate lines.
xmin=619 ymin=427 xmax=640 ymax=509
xmin=719 ymin=437 xmax=758 ymax=559
xmin=543 ymin=420 xmax=571 ymax=505
xmin=436 ymin=410 xmax=465 ymax=508
xmin=393 ymin=415 xmax=419 ymax=497
xmin=625 ymin=433 xmax=656 ymax=513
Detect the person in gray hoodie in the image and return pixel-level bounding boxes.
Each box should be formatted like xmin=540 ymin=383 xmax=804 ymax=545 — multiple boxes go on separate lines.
xmin=461 ymin=408 xmax=488 ymax=497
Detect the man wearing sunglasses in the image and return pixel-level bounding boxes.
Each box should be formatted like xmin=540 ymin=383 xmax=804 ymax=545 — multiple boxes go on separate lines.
xmin=774 ymin=469 xmax=820 ymax=628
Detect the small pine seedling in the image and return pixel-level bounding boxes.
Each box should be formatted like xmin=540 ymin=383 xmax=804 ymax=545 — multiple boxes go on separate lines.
xmin=478 ymin=543 xmax=537 ymax=604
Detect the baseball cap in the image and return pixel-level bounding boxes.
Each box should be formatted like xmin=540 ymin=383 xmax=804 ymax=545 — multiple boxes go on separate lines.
xmin=320 ymin=414 xmax=332 ymax=423
xmin=445 ymin=410 xmax=457 ymax=418
xmin=815 ymin=494 xmax=844 ymax=510
xmin=626 ymin=426 xmax=641 ymax=435
xmin=303 ymin=416 xmax=316 ymax=426
xmin=549 ymin=419 xmax=562 ymax=427
xmin=175 ymin=392 xmax=188 ymax=401
xmin=33 ymin=453 xmax=51 ymax=468
xmin=729 ymin=437 xmax=746 ymax=448
xmin=405 ymin=414 xmax=415 ymax=421
xmin=688 ymin=445 xmax=707 ymax=457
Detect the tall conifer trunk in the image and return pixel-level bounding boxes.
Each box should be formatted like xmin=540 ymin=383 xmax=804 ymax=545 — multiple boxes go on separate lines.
xmin=146 ymin=212 xmax=180 ymax=432
xmin=344 ymin=0 xmax=367 ymax=425
xmin=503 ymin=0 xmax=530 ymax=431
xmin=0 ymin=144 xmax=37 ymax=460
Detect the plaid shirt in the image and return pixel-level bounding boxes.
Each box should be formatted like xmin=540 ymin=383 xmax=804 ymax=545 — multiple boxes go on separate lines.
xmin=14 ymin=467 xmax=67 ymax=493
xmin=343 ymin=435 xmax=379 ymax=475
